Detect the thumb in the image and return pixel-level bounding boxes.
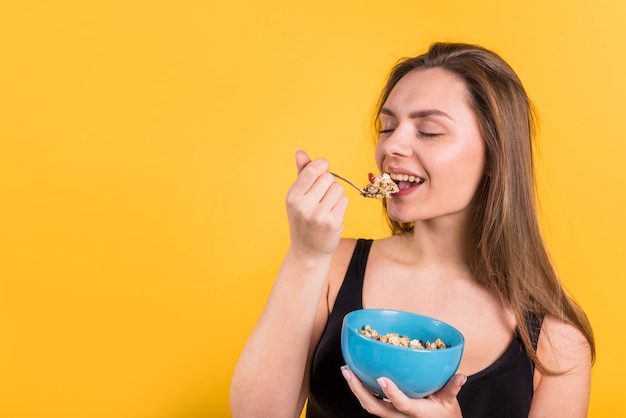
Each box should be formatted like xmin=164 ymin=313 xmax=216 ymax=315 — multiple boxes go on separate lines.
xmin=295 ymin=149 xmax=311 ymax=174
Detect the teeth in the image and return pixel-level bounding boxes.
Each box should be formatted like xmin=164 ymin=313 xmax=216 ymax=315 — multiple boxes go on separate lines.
xmin=388 ymin=173 xmax=424 ymax=183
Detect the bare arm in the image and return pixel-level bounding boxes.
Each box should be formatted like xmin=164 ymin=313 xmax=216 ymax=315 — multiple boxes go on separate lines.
xmin=529 ymin=316 xmax=592 ymax=418
xmin=230 ymin=151 xmax=349 ymax=418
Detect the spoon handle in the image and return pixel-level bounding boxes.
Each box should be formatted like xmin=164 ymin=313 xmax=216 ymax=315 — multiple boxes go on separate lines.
xmin=330 ymin=172 xmax=365 ymax=195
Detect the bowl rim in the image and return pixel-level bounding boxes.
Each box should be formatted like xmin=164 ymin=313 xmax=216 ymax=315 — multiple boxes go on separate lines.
xmin=343 ymin=308 xmax=465 ymax=351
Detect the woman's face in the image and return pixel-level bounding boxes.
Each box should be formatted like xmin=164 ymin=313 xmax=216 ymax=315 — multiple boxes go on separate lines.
xmin=375 ymin=68 xmax=486 ymax=226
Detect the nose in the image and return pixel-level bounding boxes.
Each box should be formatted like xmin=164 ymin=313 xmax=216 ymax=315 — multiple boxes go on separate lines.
xmin=378 ymin=126 xmax=414 ymax=157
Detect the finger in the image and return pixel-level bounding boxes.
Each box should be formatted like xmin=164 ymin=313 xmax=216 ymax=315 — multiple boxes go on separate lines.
xmin=299 ymin=171 xmax=336 ymax=207
xmin=341 ymin=367 xmax=406 ymax=418
xmin=291 ymin=154 xmax=330 ymax=196
xmin=295 ymin=149 xmax=311 ymax=174
xmin=435 ymin=374 xmax=467 ymax=402
xmin=312 ymin=184 xmax=348 ymax=233
xmin=376 ymin=377 xmax=414 ymax=414
xmin=317 ymin=181 xmax=347 ymax=214
xmin=330 ymin=190 xmax=349 ymax=218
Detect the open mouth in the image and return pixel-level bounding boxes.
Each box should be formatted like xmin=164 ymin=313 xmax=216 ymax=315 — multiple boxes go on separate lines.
xmin=388 ymin=173 xmax=425 ymax=191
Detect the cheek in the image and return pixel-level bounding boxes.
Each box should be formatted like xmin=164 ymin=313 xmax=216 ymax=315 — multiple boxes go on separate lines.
xmin=425 ymin=134 xmax=484 ymax=185
xmin=440 ymin=141 xmax=486 ymax=193
xmin=465 ymin=139 xmax=487 ymax=178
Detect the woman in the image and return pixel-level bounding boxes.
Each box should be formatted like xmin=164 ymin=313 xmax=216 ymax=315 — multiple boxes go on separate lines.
xmin=230 ymin=42 xmax=595 ymax=418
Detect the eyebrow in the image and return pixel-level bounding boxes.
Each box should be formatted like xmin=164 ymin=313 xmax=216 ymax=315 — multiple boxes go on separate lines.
xmin=380 ymin=107 xmax=453 ymax=121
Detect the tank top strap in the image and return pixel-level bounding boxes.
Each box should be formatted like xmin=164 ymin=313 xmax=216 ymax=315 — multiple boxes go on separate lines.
xmin=524 ymin=311 xmax=544 ymax=351
xmin=331 ymin=238 xmax=373 ymax=314
xmin=306 ymin=238 xmax=375 ymax=417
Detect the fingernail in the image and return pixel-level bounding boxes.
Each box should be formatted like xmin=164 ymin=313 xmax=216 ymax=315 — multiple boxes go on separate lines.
xmin=376 ymin=377 xmax=387 ymax=389
xmin=341 ymin=366 xmax=352 ymax=382
xmin=460 ymin=375 xmax=468 ymax=386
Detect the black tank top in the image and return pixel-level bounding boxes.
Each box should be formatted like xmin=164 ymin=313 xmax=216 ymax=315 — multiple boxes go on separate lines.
xmin=307 ymin=239 xmax=542 ymax=418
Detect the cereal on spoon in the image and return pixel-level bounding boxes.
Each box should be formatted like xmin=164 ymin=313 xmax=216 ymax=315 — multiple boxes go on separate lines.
xmin=363 ymin=173 xmax=399 ymax=198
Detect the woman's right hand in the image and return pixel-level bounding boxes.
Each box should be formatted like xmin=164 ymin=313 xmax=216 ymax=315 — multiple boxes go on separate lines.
xmin=285 ymin=150 xmax=348 ymax=259
xmin=342 ymin=367 xmax=466 ymax=418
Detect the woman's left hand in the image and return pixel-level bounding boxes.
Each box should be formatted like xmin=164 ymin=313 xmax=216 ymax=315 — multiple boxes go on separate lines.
xmin=341 ymin=366 xmax=466 ymax=418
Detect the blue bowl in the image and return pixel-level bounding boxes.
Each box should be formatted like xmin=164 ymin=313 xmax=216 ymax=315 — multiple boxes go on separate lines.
xmin=341 ymin=309 xmax=465 ymax=398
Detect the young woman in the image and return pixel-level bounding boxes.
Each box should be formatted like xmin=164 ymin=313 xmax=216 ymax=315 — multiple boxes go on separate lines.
xmin=230 ymin=42 xmax=595 ymax=418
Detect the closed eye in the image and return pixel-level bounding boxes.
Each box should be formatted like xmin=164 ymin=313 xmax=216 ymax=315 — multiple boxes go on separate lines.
xmin=379 ymin=129 xmax=394 ymax=134
xmin=418 ymin=131 xmax=442 ymax=138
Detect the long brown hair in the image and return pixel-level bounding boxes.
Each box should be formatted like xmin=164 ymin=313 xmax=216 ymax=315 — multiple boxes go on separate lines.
xmin=375 ymin=42 xmax=595 ymax=371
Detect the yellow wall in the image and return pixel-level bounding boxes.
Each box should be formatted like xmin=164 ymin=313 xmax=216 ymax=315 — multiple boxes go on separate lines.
xmin=0 ymin=1 xmax=624 ymax=417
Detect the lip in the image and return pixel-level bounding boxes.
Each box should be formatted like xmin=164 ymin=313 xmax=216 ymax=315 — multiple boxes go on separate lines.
xmin=391 ymin=181 xmax=423 ymax=197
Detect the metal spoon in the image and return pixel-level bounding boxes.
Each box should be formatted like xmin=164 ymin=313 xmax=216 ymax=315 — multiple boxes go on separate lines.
xmin=331 ymin=172 xmax=399 ymax=199
xmin=330 ymin=172 xmax=369 ymax=196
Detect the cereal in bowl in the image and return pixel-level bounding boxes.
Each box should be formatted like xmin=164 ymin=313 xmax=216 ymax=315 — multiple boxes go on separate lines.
xmin=358 ymin=324 xmax=447 ymax=349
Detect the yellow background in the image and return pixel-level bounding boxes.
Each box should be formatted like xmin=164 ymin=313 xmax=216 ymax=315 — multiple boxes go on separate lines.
xmin=0 ymin=1 xmax=624 ymax=417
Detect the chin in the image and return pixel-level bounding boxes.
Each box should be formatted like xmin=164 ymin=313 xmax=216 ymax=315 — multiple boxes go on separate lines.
xmin=386 ymin=211 xmax=414 ymax=225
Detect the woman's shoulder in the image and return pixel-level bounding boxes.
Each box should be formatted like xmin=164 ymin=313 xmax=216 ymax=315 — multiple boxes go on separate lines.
xmin=329 ymin=238 xmax=371 ymax=275
xmin=531 ymin=315 xmax=593 ymax=414
xmin=536 ymin=315 xmax=592 ymax=374
xmin=326 ymin=236 xmax=398 ymax=291
xmin=334 ymin=237 xmax=359 ymax=260
xmin=325 ymin=238 xmax=379 ymax=308
xmin=332 ymin=236 xmax=394 ymax=264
